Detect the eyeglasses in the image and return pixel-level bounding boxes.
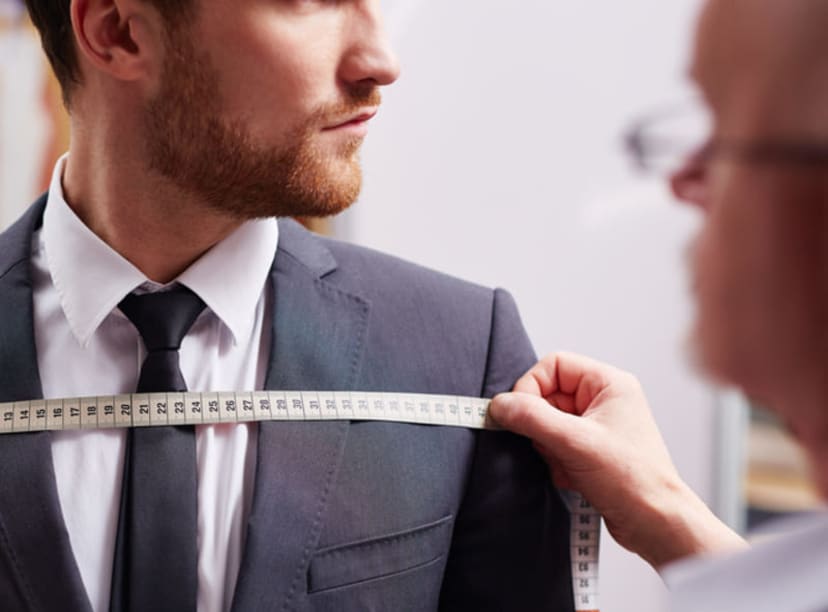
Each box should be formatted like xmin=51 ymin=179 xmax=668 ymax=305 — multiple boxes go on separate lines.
xmin=624 ymin=98 xmax=828 ymax=176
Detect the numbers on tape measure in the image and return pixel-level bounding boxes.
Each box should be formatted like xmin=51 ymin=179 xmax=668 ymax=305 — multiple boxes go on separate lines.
xmin=0 ymin=391 xmax=492 ymax=433
xmin=564 ymin=489 xmax=602 ymax=612
xmin=0 ymin=390 xmax=601 ymax=612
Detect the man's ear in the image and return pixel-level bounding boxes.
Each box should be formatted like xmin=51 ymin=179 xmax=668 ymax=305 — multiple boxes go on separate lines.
xmin=70 ymin=0 xmax=163 ymax=86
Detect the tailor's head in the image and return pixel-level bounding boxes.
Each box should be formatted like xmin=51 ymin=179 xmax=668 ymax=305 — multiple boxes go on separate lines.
xmin=673 ymin=0 xmax=828 ymax=490
xmin=24 ymin=0 xmax=400 ymax=219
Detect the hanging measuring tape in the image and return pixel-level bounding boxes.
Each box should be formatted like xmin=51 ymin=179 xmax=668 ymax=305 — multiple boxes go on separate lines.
xmin=0 ymin=390 xmax=600 ymax=611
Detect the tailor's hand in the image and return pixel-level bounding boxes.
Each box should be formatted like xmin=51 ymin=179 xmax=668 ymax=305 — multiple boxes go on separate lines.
xmin=490 ymin=352 xmax=746 ymax=570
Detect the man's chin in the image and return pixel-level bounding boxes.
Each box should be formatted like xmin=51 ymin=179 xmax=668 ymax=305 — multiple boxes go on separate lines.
xmin=684 ymin=321 xmax=737 ymax=387
xmin=225 ymin=156 xmax=363 ymax=220
xmin=686 ymin=319 xmax=777 ymax=411
xmin=684 ymin=327 xmax=714 ymax=380
xmin=299 ymin=164 xmax=362 ymax=218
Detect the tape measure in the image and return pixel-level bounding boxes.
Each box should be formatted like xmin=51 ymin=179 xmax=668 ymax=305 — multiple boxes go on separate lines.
xmin=564 ymin=490 xmax=601 ymax=612
xmin=0 ymin=390 xmax=600 ymax=611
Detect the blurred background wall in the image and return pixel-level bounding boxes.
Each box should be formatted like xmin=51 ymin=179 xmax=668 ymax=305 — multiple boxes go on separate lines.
xmin=0 ymin=0 xmax=69 ymax=227
xmin=2 ymin=1 xmax=752 ymax=611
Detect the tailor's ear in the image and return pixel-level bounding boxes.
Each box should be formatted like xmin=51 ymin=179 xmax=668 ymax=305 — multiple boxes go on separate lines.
xmin=70 ymin=0 xmax=164 ymax=86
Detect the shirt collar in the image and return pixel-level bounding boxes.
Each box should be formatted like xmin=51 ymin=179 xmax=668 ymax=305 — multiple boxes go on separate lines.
xmin=43 ymin=155 xmax=146 ymax=347
xmin=42 ymin=154 xmax=279 ymax=347
xmin=177 ymin=215 xmax=278 ymax=345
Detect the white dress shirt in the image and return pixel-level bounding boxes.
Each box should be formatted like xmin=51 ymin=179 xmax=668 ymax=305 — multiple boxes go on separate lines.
xmin=31 ymin=155 xmax=279 ymax=612
xmin=663 ymin=511 xmax=828 ymax=612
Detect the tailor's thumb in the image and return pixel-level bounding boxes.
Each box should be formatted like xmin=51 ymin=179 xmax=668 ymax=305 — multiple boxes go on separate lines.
xmin=489 ymin=392 xmax=571 ymax=444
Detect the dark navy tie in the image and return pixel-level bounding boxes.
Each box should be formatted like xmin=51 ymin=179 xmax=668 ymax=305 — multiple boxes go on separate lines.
xmin=110 ymin=286 xmax=206 ymax=612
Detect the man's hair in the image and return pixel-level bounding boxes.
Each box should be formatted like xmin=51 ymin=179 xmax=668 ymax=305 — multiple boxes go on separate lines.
xmin=24 ymin=0 xmax=194 ymax=105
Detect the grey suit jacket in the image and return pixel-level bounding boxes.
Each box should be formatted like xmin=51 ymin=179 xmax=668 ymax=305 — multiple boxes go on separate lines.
xmin=0 ymin=197 xmax=573 ymax=611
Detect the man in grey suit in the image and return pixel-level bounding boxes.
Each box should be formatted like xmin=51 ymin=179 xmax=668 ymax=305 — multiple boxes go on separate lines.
xmin=1 ymin=0 xmax=573 ymax=610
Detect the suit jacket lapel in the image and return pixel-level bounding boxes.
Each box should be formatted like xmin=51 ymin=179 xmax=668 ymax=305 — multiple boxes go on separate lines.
xmin=231 ymin=219 xmax=370 ymax=611
xmin=0 ymin=197 xmax=91 ymax=612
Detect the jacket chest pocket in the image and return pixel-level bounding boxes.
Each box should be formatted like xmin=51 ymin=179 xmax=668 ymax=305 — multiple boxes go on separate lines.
xmin=307 ymin=514 xmax=453 ymax=596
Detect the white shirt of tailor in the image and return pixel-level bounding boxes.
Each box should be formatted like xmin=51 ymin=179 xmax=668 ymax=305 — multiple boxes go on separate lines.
xmin=31 ymin=154 xmax=279 ymax=612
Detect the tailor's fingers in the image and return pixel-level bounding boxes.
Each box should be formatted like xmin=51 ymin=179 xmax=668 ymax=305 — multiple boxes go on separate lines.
xmin=489 ymin=391 xmax=581 ymax=448
xmin=513 ymin=352 xmax=640 ymax=416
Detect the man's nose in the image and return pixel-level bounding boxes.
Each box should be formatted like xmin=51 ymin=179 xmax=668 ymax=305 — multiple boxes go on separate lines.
xmin=339 ymin=0 xmax=401 ymax=88
xmin=670 ymin=151 xmax=710 ymax=211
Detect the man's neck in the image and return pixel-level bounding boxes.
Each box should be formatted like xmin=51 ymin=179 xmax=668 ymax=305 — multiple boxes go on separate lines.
xmin=62 ymin=143 xmax=244 ymax=284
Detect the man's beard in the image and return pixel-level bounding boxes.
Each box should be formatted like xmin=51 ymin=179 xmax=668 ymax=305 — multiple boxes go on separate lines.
xmin=143 ymin=33 xmax=378 ymax=220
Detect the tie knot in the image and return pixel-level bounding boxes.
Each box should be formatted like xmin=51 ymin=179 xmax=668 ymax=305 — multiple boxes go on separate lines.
xmin=119 ymin=286 xmax=206 ymax=353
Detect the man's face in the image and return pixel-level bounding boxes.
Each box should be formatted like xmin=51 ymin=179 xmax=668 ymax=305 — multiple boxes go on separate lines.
xmin=674 ymin=0 xmax=828 ymax=472
xmin=143 ymin=0 xmax=399 ymax=220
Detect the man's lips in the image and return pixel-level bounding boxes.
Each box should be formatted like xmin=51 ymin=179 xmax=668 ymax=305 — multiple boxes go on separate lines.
xmin=323 ymin=109 xmax=378 ymax=131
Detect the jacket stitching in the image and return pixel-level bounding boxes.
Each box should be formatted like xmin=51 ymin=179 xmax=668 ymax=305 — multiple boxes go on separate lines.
xmin=0 ymin=258 xmax=27 ymax=283
xmin=308 ymin=553 xmax=444 ymax=595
